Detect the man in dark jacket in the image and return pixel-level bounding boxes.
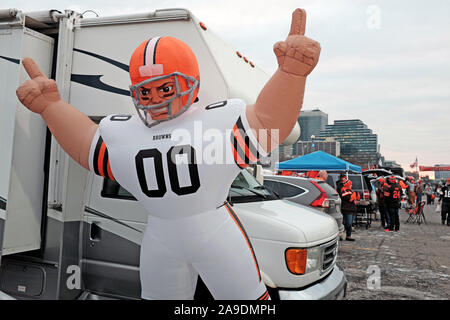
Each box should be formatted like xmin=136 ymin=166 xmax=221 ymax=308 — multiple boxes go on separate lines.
xmin=340 ymin=180 xmax=359 ymax=241
xmin=438 ymin=178 xmax=450 ymax=226
xmin=384 ymin=176 xmax=402 ymax=231
xmin=376 ymin=177 xmax=390 ymax=229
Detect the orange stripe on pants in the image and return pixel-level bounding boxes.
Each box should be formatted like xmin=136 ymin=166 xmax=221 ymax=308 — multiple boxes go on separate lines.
xmin=224 ymin=203 xmax=261 ymax=282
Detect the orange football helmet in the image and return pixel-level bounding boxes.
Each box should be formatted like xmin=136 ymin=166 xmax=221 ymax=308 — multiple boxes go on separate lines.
xmin=129 ymin=36 xmax=200 ymax=127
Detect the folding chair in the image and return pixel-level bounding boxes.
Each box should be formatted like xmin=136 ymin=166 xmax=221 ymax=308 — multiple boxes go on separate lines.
xmin=406 ymin=200 xmax=427 ymax=225
xmin=405 ymin=204 xmax=416 ymax=223
xmin=413 ymin=200 xmax=427 ymax=225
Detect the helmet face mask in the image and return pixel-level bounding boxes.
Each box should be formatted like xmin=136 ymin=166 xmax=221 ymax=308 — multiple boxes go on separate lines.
xmin=130 ymin=72 xmax=199 ymax=128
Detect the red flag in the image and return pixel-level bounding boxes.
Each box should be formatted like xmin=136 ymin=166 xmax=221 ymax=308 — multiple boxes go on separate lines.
xmin=410 ymin=158 xmax=417 ymax=168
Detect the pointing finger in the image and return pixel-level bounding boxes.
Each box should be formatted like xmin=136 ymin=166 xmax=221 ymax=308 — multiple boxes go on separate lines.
xmin=289 ymin=8 xmax=306 ymax=36
xmin=22 ymin=57 xmax=47 ymax=80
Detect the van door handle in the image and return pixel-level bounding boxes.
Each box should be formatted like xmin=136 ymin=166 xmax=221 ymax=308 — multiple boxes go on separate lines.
xmin=89 ymin=222 xmax=102 ymax=242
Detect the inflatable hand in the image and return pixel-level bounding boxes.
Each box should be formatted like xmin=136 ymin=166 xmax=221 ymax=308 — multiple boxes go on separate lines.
xmin=16 ymin=58 xmax=61 ymax=114
xmin=273 ymin=9 xmax=321 ymax=76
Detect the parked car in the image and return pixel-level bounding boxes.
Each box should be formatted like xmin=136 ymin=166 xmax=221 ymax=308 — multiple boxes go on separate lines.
xmin=379 ymin=166 xmax=405 ymax=178
xmin=362 ymin=169 xmax=393 ymax=178
xmin=263 ymin=175 xmax=345 ymax=240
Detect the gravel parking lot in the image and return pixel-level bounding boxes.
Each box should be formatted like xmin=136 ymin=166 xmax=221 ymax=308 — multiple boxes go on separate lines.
xmin=336 ymin=203 xmax=450 ymax=300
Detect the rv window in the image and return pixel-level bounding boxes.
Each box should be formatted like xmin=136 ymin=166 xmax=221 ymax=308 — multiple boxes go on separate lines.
xmin=101 ymin=179 xmax=136 ymax=201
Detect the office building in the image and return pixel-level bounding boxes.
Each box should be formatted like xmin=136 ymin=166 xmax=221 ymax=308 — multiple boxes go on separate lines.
xmin=434 ymin=164 xmax=450 ymax=182
xmin=318 ymin=119 xmax=381 ymax=169
xmin=296 ymin=139 xmax=340 ymax=157
xmin=295 ymin=109 xmax=328 ymax=154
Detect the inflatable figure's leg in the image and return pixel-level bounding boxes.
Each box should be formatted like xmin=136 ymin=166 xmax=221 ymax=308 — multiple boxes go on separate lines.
xmin=139 ymin=226 xmax=198 ymax=300
xmin=192 ymin=203 xmax=269 ymax=300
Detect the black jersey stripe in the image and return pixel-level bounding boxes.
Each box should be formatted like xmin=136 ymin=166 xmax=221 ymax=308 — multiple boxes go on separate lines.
xmin=93 ymin=136 xmax=103 ymax=176
xmin=230 ymin=134 xmax=249 ymax=169
xmin=103 ymin=147 xmax=110 ymax=179
xmin=235 ymin=117 xmax=260 ymax=161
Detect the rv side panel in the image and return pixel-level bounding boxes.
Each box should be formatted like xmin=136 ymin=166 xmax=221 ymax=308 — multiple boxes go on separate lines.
xmin=2 ymin=28 xmax=54 ymax=256
xmin=0 ymin=26 xmax=23 ymax=260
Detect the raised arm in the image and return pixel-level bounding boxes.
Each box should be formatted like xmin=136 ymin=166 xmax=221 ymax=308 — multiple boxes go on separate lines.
xmin=16 ymin=58 xmax=97 ymax=170
xmin=246 ymin=9 xmax=321 ymax=152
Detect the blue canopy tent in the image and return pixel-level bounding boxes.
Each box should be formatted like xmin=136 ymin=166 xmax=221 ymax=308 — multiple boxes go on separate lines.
xmin=277 ymin=151 xmax=362 ymax=173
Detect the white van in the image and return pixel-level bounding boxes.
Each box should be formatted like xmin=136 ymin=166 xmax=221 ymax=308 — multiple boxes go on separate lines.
xmin=0 ymin=8 xmax=346 ymax=300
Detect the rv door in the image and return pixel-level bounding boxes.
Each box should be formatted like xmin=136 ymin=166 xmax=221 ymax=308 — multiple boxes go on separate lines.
xmin=0 ymin=11 xmax=54 ymax=259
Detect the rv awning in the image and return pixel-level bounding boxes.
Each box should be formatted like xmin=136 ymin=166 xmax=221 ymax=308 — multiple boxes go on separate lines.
xmin=277 ymin=151 xmax=362 ymax=173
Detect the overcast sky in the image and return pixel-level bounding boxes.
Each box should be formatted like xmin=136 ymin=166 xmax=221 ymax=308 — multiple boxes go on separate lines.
xmin=3 ymin=0 xmax=449 ymax=174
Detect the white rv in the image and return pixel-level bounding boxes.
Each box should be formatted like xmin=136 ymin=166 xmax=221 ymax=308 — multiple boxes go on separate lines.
xmin=0 ymin=8 xmax=346 ymax=300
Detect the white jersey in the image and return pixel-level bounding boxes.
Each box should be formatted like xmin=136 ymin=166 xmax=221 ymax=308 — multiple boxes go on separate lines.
xmin=88 ymin=99 xmax=267 ymax=219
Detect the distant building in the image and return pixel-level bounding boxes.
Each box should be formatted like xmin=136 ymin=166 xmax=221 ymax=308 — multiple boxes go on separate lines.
xmin=296 ymin=139 xmax=340 ymax=157
xmin=279 ymin=145 xmax=294 ymax=162
xmin=295 ymin=109 xmax=328 ymax=154
xmin=318 ymin=119 xmax=381 ymax=169
xmin=434 ymin=164 xmax=450 ymax=183
xmin=384 ymin=160 xmax=401 ymax=168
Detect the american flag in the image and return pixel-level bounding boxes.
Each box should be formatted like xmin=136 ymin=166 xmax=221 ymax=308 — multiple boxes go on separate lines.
xmin=410 ymin=157 xmax=418 ymax=168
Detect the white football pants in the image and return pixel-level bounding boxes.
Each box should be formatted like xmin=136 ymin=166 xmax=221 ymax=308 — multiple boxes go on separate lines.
xmin=139 ymin=202 xmax=269 ymax=300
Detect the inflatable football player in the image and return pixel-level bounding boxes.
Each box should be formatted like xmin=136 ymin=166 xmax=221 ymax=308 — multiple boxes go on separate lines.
xmin=16 ymin=9 xmax=320 ymax=299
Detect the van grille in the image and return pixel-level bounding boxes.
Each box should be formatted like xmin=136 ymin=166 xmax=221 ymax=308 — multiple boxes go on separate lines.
xmin=321 ymin=239 xmax=338 ymax=273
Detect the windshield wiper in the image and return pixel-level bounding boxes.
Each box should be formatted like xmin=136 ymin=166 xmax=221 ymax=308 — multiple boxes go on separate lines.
xmin=231 ymin=185 xmax=267 ymax=199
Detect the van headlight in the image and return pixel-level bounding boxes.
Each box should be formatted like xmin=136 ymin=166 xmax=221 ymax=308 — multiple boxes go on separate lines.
xmin=305 ymin=246 xmax=322 ymax=273
xmin=285 ymin=246 xmax=322 ymax=275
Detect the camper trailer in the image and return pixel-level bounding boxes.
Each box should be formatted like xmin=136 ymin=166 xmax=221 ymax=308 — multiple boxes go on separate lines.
xmin=0 ymin=8 xmax=346 ymax=300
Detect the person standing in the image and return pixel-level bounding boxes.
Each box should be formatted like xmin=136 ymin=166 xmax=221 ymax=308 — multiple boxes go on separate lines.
xmin=384 ymin=176 xmax=402 ymax=231
xmin=424 ymin=184 xmax=433 ymax=205
xmin=438 ymin=178 xmax=450 ymax=226
xmin=405 ymin=176 xmax=416 ymax=207
xmin=340 ymin=180 xmax=359 ymax=241
xmin=376 ymin=177 xmax=390 ymax=229
xmin=415 ymin=179 xmax=424 ymax=206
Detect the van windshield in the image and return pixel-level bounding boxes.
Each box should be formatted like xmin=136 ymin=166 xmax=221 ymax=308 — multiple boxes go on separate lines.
xmin=229 ymin=169 xmax=279 ymax=203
